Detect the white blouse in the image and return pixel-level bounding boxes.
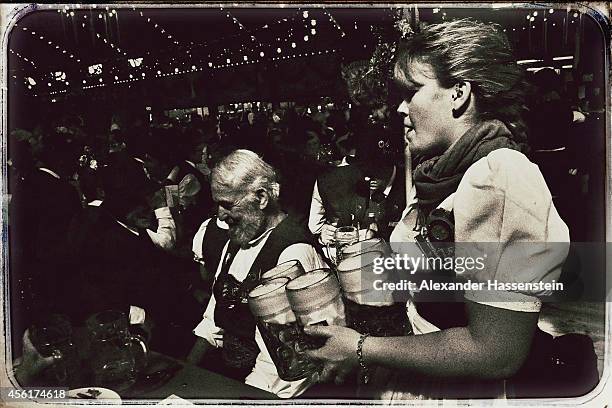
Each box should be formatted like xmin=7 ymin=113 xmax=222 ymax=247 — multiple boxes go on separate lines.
xmin=391 ymin=148 xmax=570 ymax=332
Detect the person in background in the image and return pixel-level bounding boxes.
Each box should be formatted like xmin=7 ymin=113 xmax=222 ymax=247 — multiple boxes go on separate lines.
xmin=526 ymin=68 xmax=582 ymax=237
xmin=66 ymin=153 xmax=199 ymax=358
xmin=8 ymin=129 xmax=82 ymax=354
xmin=308 ymin=127 xmax=404 ymax=253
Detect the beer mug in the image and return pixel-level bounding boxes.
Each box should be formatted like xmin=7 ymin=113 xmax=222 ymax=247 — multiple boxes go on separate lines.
xmin=329 ymin=225 xmax=359 ymax=265
xmin=86 ymin=310 xmax=148 ymax=391
xmin=337 ymin=252 xmax=411 ymax=337
xmin=248 ymin=278 xmax=318 ymax=381
xmin=29 ymin=314 xmax=80 ymax=387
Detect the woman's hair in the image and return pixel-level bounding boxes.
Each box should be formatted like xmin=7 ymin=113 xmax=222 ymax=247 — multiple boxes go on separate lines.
xmin=394 ymin=18 xmax=529 ymax=141
xmin=211 ymin=149 xmax=280 ymax=204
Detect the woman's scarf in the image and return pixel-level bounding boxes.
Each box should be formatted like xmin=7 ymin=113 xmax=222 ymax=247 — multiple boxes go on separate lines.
xmin=413 ymin=120 xmax=525 ymax=229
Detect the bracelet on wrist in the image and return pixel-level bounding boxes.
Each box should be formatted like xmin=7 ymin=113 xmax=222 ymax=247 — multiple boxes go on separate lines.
xmin=356 ymin=333 xmax=371 ymax=384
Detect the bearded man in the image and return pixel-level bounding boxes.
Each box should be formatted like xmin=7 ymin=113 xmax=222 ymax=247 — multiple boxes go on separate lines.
xmin=187 ymin=149 xmax=327 ymax=398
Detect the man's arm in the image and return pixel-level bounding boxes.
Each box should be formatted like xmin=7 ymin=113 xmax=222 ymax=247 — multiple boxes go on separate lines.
xmin=145 ymin=189 xmax=176 ymax=250
xmin=145 ymin=207 xmax=176 ymax=250
xmin=308 ymin=180 xmax=326 ymax=236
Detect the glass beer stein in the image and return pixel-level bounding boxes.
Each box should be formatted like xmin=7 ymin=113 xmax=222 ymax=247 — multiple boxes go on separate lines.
xmin=29 ymin=314 xmax=80 ymax=387
xmin=330 ymin=225 xmax=359 ymax=265
xmin=336 ymin=251 xmax=411 ymax=337
xmin=248 ymin=278 xmax=319 ymax=381
xmin=86 ymin=310 xmax=148 ymax=391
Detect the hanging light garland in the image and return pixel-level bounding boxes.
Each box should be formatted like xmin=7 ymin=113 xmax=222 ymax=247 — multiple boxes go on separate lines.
xmin=18 ymin=7 xmax=348 ymax=95
xmin=15 ymin=23 xmax=81 ymax=63
xmin=220 ymin=6 xmax=246 ymax=31
xmin=323 ymin=8 xmax=345 ymax=37
xmin=136 ymin=8 xmax=181 ymax=47
xmin=93 ymin=30 xmax=126 ymax=57
xmin=9 ymin=48 xmax=37 ymax=69
xmin=73 ymin=8 xmax=126 ymax=58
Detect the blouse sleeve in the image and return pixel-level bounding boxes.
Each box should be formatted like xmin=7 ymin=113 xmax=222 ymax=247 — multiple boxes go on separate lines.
xmin=453 ymin=148 xmax=570 ymax=312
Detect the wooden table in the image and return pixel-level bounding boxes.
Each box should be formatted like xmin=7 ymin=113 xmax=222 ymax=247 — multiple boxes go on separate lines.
xmin=130 ymin=363 xmax=278 ymax=401
xmin=121 ymin=353 xmax=278 ymax=401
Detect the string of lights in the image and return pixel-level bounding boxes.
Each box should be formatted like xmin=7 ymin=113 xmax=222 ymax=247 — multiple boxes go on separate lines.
xmin=322 ymin=8 xmax=345 ymax=37
xmin=83 ymin=8 xmax=127 ymax=58
xmin=14 ymin=7 xmax=348 ymax=96
xmin=135 ymin=8 xmax=181 ymax=47
xmin=9 ymin=48 xmax=37 ymax=69
xmin=14 ymin=22 xmax=81 ymax=63
xmin=220 ymin=6 xmax=246 ymax=31
xmin=11 ymin=6 xmax=583 ymax=99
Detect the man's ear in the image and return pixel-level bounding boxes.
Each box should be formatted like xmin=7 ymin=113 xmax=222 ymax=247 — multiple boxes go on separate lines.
xmin=255 ymin=188 xmax=269 ymax=210
xmin=451 ymin=81 xmax=472 ymax=111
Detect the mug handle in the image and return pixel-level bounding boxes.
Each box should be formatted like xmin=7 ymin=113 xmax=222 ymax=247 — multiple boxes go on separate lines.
xmin=128 ymin=334 xmax=148 ymax=372
xmin=50 ymin=349 xmax=68 ymax=384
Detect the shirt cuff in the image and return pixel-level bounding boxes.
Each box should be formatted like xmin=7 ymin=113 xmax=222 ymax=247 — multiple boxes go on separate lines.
xmin=193 ymin=318 xmax=223 ymax=347
xmin=154 ymin=206 xmax=172 ymax=219
xmin=129 ymin=305 xmax=146 ymax=324
xmin=464 ymin=290 xmax=542 ymax=313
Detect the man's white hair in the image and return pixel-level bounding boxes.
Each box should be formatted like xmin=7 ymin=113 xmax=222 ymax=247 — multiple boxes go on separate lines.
xmin=211 ymin=149 xmax=280 ymax=202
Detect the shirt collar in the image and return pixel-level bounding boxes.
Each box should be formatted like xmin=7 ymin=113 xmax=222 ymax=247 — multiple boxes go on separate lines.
xmin=39 ymin=167 xmax=60 ymax=179
xmin=383 ymin=165 xmax=397 ymax=197
xmin=115 ymin=219 xmax=140 ymax=236
xmin=338 ymin=155 xmax=354 ymax=167
xmin=245 ymin=225 xmax=275 ymax=247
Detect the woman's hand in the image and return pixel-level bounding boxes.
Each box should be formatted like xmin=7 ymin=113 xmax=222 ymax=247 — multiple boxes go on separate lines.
xmin=303 ymin=325 xmax=361 ymax=384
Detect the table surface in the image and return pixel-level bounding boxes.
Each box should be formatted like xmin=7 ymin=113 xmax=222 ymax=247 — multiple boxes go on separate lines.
xmin=122 ymin=353 xmax=278 ymax=401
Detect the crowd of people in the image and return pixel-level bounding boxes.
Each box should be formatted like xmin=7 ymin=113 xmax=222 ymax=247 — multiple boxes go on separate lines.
xmin=7 ymin=18 xmax=599 ymax=399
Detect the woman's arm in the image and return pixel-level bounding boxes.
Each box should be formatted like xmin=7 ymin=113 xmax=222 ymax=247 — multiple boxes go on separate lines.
xmin=305 ymin=300 xmax=538 ymax=382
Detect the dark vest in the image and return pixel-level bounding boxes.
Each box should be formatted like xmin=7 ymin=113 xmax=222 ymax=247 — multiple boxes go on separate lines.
xmin=318 ymin=164 xmax=405 ymax=240
xmin=211 ymin=215 xmax=316 ymax=375
xmin=318 ymin=164 xmax=367 ymax=227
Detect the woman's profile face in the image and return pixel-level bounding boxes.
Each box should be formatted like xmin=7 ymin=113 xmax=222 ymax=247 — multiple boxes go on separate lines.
xmin=396 ymin=61 xmax=455 ymax=158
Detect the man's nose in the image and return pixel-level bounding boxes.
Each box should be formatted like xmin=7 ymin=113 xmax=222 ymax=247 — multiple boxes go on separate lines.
xmin=217 ymin=206 xmax=230 ymax=221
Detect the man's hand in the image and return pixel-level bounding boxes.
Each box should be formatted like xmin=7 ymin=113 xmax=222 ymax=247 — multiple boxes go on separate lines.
xmin=303 ymin=325 xmax=361 ymax=384
xmin=186 ymin=337 xmax=210 ymax=365
xmin=319 ymin=223 xmax=338 ymax=245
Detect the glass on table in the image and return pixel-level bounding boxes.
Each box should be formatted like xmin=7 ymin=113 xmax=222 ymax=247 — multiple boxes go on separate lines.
xmin=85 ymin=310 xmax=148 ymax=392
xmin=29 ymin=314 xmax=81 ymax=387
